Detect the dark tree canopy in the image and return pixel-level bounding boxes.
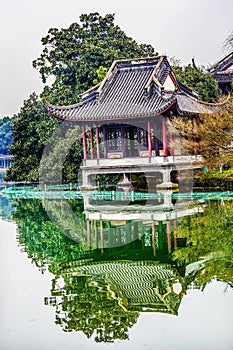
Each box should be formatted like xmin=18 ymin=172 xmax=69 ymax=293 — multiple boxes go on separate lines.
xmin=33 ymin=13 xmax=156 ymax=105
xmin=5 ymin=93 xmax=58 ymax=182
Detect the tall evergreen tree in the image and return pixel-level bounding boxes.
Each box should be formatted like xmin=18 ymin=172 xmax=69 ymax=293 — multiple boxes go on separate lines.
xmin=5 ymin=94 xmax=58 ymax=182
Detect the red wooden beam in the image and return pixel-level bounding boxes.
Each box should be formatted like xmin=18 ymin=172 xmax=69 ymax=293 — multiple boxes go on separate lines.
xmin=90 ymin=128 xmax=94 ymax=159
xmin=147 ymin=120 xmax=152 ymax=157
xmin=162 ymin=118 xmax=168 ymax=156
xmin=82 ymin=123 xmax=87 ymax=160
xmin=96 ymin=125 xmax=100 ymax=160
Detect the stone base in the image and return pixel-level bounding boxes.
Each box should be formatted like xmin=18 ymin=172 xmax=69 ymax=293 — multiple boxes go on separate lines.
xmin=78 ymin=185 xmax=99 ymax=191
xmin=117 ymin=179 xmax=133 ymax=192
xmin=156 ymin=182 xmax=178 ymax=192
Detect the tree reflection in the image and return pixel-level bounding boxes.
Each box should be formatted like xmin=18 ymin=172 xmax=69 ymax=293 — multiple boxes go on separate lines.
xmin=12 ymin=199 xmax=85 ymax=273
xmin=46 ymin=274 xmax=139 ymax=342
xmin=173 ymin=201 xmax=233 ymax=289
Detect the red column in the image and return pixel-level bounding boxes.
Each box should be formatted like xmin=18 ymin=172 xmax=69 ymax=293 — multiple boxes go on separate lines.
xmin=82 ymin=123 xmax=87 ymax=160
xmin=162 ymin=118 xmax=168 ymax=156
xmin=96 ymin=125 xmax=100 ymax=160
xmin=147 ymin=120 xmax=152 ymax=157
xmin=90 ymin=127 xmax=94 ymax=159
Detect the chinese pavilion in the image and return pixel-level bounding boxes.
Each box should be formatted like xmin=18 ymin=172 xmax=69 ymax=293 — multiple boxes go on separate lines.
xmin=48 ymin=56 xmax=217 ymax=190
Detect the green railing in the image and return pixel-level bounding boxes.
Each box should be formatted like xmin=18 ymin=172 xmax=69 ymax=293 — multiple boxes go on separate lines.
xmin=1 ymin=185 xmax=233 ymax=202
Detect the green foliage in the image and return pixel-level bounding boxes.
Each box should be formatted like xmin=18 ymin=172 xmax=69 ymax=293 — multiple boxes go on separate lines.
xmin=51 ymin=273 xmax=139 ymax=342
xmin=173 ymin=202 xmax=233 ymax=287
xmin=13 ymin=198 xmax=85 ymax=274
xmin=194 ymin=168 xmax=233 ymax=190
xmin=39 ymin=124 xmax=83 ymax=183
xmin=172 ymin=63 xmax=219 ymax=102
xmin=93 ymin=66 xmax=108 ymax=85
xmin=0 ymin=117 xmax=14 ymax=154
xmin=33 ymin=12 xmax=156 ymax=105
xmin=62 ymin=138 xmax=83 ymax=183
xmin=5 ymin=94 xmax=58 ymax=182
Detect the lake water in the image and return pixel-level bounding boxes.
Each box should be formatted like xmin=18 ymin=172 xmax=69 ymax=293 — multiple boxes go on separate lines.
xmin=0 ymin=191 xmax=233 ymax=350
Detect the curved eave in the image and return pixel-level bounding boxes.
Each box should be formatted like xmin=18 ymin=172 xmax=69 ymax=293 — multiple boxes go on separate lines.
xmin=176 ymin=93 xmax=230 ymax=116
xmin=47 ymin=99 xmax=177 ymax=123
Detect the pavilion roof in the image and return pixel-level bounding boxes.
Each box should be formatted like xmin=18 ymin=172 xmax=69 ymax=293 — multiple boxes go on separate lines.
xmin=47 ymin=56 xmax=221 ymax=122
xmin=208 ymin=51 xmax=233 ymax=73
xmin=61 ymin=260 xmax=182 ymax=314
xmin=208 ymin=52 xmax=233 ymax=84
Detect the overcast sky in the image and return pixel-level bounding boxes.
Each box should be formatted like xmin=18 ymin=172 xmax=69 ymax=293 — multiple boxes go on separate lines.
xmin=0 ymin=0 xmax=232 ymax=118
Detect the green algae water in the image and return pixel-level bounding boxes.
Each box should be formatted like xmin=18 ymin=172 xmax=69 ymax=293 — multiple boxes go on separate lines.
xmin=0 ymin=192 xmax=233 ymax=349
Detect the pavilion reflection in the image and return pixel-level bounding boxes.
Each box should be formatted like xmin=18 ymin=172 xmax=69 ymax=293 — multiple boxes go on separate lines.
xmin=44 ymin=259 xmax=185 ymax=342
xmin=43 ymin=196 xmax=204 ymax=342
xmin=82 ymin=192 xmax=203 ymax=254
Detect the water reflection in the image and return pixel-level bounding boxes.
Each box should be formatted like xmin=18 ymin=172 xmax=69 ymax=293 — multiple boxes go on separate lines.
xmin=0 ymin=195 xmax=232 ymax=343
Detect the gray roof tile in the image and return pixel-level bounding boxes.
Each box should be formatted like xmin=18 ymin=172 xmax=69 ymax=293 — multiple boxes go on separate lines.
xmin=48 ymin=56 xmax=222 ymax=121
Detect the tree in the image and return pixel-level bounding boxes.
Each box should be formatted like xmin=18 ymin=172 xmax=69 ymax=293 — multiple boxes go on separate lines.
xmin=5 ymin=93 xmax=58 ymax=182
xmin=33 ymin=12 xmax=156 ymax=105
xmin=172 ymin=61 xmax=219 ymax=102
xmin=170 ymin=97 xmax=233 ymax=170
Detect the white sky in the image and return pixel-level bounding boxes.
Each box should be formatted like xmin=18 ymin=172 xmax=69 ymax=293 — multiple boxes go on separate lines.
xmin=0 ymin=0 xmax=232 ymax=118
